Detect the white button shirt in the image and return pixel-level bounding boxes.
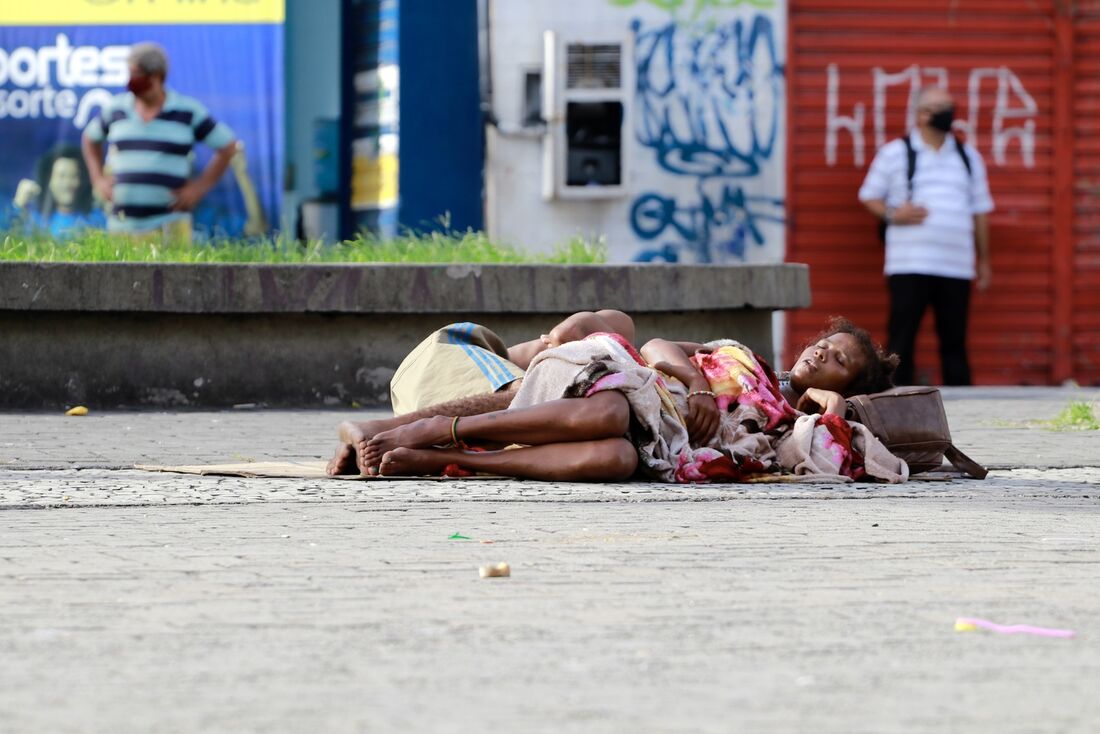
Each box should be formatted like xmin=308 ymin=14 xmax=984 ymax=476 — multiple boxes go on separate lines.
xmin=858 ymin=131 xmax=994 ymax=280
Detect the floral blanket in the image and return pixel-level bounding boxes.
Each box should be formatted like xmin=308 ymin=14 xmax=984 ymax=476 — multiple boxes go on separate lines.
xmin=509 ymin=334 xmax=908 ymax=484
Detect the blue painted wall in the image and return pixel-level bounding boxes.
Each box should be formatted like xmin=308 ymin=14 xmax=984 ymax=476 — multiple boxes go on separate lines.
xmin=397 ymin=0 xmax=483 ymax=232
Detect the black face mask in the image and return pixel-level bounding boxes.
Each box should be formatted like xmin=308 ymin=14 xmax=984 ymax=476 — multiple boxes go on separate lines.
xmin=928 ymin=107 xmax=955 ymax=132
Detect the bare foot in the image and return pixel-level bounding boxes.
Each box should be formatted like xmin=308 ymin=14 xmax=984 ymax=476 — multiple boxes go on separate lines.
xmin=335 ymin=419 xmax=399 ymax=475
xmin=378 ymin=447 xmax=455 ymax=476
xmin=325 ymin=442 xmax=358 ymax=475
xmin=362 ymin=415 xmax=454 ymax=471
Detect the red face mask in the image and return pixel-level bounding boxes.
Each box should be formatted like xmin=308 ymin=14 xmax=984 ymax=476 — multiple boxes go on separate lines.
xmin=127 ymin=74 xmax=154 ymax=96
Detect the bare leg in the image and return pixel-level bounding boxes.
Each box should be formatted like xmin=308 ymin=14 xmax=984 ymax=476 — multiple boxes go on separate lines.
xmin=326 ymin=386 xmax=519 ymax=475
xmin=592 ymin=309 xmax=636 ymax=344
xmin=379 ymin=437 xmax=638 ymax=482
xmin=396 ymin=385 xmax=518 ymax=423
xmin=363 ymin=391 xmax=631 ymax=469
xmin=507 ymin=310 xmax=636 ymax=369
xmin=362 ymin=390 xmax=631 ymax=471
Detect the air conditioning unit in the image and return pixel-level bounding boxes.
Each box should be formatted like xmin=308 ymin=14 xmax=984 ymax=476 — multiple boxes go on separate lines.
xmin=542 ymin=31 xmax=632 ymax=200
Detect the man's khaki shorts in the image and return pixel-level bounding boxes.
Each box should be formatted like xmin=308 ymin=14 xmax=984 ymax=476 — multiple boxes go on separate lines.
xmin=111 ymin=214 xmax=193 ymax=243
xmin=389 ymin=322 xmax=524 ymax=415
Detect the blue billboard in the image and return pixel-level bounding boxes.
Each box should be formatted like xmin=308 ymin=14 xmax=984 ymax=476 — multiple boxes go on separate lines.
xmin=0 ymin=2 xmax=284 ymax=239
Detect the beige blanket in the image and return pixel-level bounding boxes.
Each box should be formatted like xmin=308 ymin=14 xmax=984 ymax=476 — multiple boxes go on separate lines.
xmin=774 ymin=415 xmax=909 ymax=484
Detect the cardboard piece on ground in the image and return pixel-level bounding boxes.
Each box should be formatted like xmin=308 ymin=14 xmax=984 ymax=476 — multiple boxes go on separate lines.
xmin=135 ymin=462 xmax=948 ymax=484
xmin=908 ymin=471 xmax=961 ymax=481
xmin=743 ymin=473 xmax=851 ymax=484
xmin=134 ymin=461 xmax=503 ymax=480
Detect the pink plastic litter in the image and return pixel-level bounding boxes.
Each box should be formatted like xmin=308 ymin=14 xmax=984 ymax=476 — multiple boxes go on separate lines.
xmin=955 ymin=617 xmax=1076 ymax=639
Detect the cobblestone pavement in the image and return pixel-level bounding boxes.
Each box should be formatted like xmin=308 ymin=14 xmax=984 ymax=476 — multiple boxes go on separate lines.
xmin=1 ymin=388 xmax=1099 ymax=733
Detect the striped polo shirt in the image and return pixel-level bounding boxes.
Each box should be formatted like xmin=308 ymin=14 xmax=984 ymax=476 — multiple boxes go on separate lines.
xmin=84 ymin=89 xmax=235 ymax=232
xmin=859 ymin=132 xmax=994 ymax=280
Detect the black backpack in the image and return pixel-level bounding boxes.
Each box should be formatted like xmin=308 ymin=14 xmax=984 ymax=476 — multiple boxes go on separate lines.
xmin=878 ymin=135 xmax=972 ymax=243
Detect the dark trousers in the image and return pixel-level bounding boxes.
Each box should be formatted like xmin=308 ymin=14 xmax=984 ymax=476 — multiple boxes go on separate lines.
xmin=887 ymin=274 xmax=973 ymax=386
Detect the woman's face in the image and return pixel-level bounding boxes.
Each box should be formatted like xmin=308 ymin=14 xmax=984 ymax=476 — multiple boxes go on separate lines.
xmin=49 ymin=157 xmax=81 ymax=211
xmin=788 ymin=332 xmax=868 ymax=395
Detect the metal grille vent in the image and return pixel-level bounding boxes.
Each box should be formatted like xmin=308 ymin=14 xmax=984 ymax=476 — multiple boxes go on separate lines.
xmin=566 ymin=43 xmax=621 ymax=89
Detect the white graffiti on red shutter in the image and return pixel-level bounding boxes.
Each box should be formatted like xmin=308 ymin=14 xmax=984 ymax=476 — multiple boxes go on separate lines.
xmin=825 ymin=63 xmax=1037 ymax=169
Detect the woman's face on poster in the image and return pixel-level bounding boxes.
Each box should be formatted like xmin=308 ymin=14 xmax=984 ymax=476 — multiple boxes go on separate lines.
xmin=49 ymin=157 xmax=81 ymax=210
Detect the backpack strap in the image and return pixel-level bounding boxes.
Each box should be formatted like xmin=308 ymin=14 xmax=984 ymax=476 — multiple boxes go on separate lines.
xmin=902 ymin=135 xmax=917 ymax=200
xmin=878 ymin=136 xmax=919 ymax=244
xmin=902 ymin=134 xmax=970 ymax=198
xmin=945 ymin=444 xmax=988 ymax=479
xmin=953 ymin=135 xmax=972 ymax=176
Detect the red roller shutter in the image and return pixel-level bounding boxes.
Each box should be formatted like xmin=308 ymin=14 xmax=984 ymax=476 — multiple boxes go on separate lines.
xmin=1075 ymin=2 xmax=1100 ymax=383
xmin=786 ymin=1 xmax=1063 ymax=385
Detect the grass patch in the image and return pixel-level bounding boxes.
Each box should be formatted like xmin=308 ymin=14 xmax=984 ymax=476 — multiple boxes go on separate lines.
xmin=983 ymin=400 xmax=1100 ymax=431
xmin=1039 ymin=401 xmax=1100 ymax=431
xmin=0 ymin=229 xmax=607 ymax=265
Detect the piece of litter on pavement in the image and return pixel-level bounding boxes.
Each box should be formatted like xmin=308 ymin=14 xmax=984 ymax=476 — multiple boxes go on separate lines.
xmin=479 ymin=540 xmax=495 ymax=544
xmin=64 ymin=406 xmax=88 ymax=416
xmin=449 ymin=532 xmax=472 ymax=540
xmin=954 ymin=617 xmax=1075 ymax=638
xmin=479 ymin=562 xmax=510 ymax=578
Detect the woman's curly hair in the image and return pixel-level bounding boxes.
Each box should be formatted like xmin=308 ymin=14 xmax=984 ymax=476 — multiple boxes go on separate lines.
xmin=806 ymin=316 xmax=900 ymax=396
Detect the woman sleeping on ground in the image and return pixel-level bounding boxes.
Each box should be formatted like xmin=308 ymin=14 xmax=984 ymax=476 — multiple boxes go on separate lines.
xmin=357 ymin=318 xmax=904 ymax=483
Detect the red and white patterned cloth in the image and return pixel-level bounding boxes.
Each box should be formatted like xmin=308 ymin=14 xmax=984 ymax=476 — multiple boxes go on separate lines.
xmin=509 ymin=334 xmax=908 ymax=484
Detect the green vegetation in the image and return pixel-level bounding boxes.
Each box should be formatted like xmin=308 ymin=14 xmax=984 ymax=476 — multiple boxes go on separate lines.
xmin=0 ymin=229 xmax=606 ymax=265
xmin=1040 ymin=401 xmax=1100 ymax=431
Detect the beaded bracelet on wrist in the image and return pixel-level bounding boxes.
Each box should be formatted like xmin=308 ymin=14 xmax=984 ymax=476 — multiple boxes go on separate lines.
xmin=686 ymin=389 xmax=717 ymax=400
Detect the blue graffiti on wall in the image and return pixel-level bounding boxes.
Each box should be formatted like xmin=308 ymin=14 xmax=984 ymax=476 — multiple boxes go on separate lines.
xmin=628 ymin=15 xmax=785 ymax=262
xmin=631 ymin=182 xmax=783 ymax=261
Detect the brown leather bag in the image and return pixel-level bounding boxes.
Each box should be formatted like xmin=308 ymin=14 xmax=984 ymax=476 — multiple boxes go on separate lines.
xmin=845 ymin=386 xmax=988 ymax=479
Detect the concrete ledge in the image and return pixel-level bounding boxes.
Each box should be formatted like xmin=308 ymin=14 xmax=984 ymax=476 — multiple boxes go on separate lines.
xmin=0 ymin=262 xmax=810 ymax=408
xmin=0 ymin=262 xmax=809 ymax=313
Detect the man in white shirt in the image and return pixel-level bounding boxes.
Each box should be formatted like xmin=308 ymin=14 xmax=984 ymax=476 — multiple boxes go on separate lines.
xmin=858 ymin=86 xmax=994 ymax=385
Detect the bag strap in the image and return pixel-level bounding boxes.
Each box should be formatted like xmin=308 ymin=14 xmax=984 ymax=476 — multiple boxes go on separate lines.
xmin=945 ymin=444 xmax=988 ymax=480
xmin=954 ymin=135 xmax=972 ymax=176
xmin=901 ymin=135 xmax=968 ymax=198
xmin=902 ymin=135 xmax=917 ymax=200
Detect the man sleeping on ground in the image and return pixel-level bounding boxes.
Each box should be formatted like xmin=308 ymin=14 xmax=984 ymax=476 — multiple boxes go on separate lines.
xmin=327 ymin=310 xmax=635 ymax=475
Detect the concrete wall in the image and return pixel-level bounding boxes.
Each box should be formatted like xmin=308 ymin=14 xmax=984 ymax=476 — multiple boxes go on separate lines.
xmin=1 ymin=311 xmax=779 ymax=409
xmin=484 ymin=0 xmax=786 ymax=265
xmin=0 ymin=262 xmax=808 ymax=408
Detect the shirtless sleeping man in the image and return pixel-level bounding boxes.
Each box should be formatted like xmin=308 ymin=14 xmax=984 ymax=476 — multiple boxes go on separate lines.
xmin=326 ymin=309 xmax=635 ymax=476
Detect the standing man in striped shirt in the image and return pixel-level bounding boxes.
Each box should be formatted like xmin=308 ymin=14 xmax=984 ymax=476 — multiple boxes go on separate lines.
xmin=81 ymin=42 xmax=237 ymax=241
xmin=859 ymin=86 xmax=994 ymax=386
